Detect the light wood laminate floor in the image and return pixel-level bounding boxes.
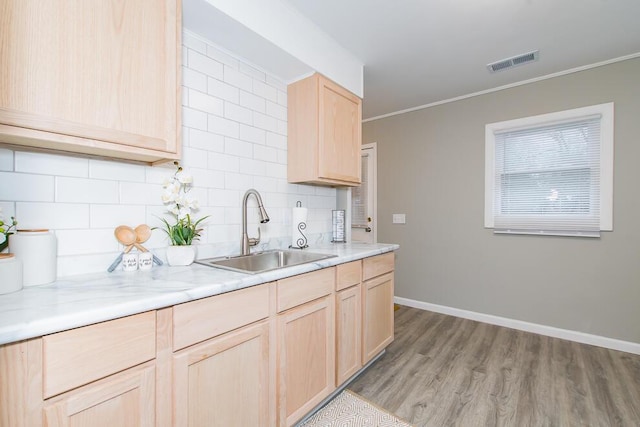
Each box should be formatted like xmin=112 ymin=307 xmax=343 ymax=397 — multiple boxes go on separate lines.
xmin=349 ymin=305 xmax=640 ymax=426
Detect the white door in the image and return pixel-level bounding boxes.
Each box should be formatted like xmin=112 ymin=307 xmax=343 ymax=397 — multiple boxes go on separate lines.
xmin=351 ymin=144 xmax=377 ymax=243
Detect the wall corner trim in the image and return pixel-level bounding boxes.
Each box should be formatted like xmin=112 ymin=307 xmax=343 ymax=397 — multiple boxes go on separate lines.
xmin=394 ymin=296 xmax=640 ymax=356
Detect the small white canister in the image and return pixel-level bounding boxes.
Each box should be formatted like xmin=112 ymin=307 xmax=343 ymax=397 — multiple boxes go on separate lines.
xmin=0 ymin=253 xmax=23 ymax=295
xmin=10 ymin=229 xmax=57 ymax=287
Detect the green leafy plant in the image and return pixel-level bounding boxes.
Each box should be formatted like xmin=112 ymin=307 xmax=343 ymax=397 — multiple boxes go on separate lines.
xmin=0 ymin=209 xmax=17 ymax=253
xmin=159 ymin=162 xmax=209 ymax=246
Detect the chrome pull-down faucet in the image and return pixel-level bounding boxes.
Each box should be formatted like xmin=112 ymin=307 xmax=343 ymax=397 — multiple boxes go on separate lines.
xmin=241 ymin=189 xmax=270 ymax=255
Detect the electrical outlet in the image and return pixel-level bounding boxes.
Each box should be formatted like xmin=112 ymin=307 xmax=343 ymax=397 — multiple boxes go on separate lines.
xmin=392 ymin=214 xmax=406 ymax=224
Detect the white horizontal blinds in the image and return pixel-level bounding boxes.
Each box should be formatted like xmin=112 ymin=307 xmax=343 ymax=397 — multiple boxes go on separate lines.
xmin=493 ymin=115 xmax=602 ymax=236
xmin=351 ymin=155 xmax=368 ymax=227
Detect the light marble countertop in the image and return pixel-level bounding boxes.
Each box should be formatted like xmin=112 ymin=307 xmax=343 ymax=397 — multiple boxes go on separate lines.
xmin=0 ymin=243 xmax=398 ymax=346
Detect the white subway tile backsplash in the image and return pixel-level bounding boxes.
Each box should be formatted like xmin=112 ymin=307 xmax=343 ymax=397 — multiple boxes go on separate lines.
xmin=277 ymin=149 xmax=288 ymax=165
xmin=189 ymin=129 xmax=225 ymax=152
xmin=56 ymin=177 xmax=118 ymax=204
xmin=188 ymin=49 xmax=223 ymax=79
xmin=239 ymin=158 xmax=267 ymax=176
xmin=17 ymin=202 xmax=89 ymax=229
xmin=119 ymin=182 xmax=163 ymax=206
xmin=15 ymin=152 xmax=88 ymax=177
xmin=224 ymin=102 xmax=253 ymax=125
xmin=206 ymin=45 xmax=239 ymax=68
xmin=183 ymin=107 xmax=208 ymax=131
xmin=253 ymin=80 xmax=278 ymax=102
xmin=189 ymin=89 xmax=224 ymax=115
xmin=253 ymin=145 xmax=278 ymax=163
xmin=208 ymin=115 xmax=240 ymax=138
xmin=1 ymin=172 xmax=54 ymax=202
xmin=182 ymin=147 xmax=209 ymax=169
xmin=253 ymin=177 xmax=279 ymax=193
xmin=265 ymin=163 xmax=287 ymax=179
xmin=207 ymin=77 xmax=240 ymax=103
xmin=239 ymin=90 xmax=266 ymax=113
xmin=0 ymin=149 xmax=14 ymax=171
xmin=277 ymin=90 xmax=288 ymax=107
xmin=224 ymin=137 xmax=253 ymax=159
xmin=208 ymin=152 xmax=240 ymax=173
xmin=90 ymin=204 xmax=146 ymax=229
xmin=266 ymin=100 xmax=287 ymax=121
xmin=239 ymin=63 xmax=266 ymax=82
xmin=276 ymin=119 xmax=288 ymax=136
xmin=253 ymin=111 xmax=278 ymax=132
xmin=266 ymin=75 xmax=286 ymax=92
xmin=224 ymin=172 xmax=253 ymax=191
xmin=89 ymin=159 xmax=146 ymax=182
xmin=182 ymin=67 xmax=207 ymax=92
xmin=56 ymin=228 xmax=119 ymax=256
xmin=239 ymin=124 xmax=266 ymax=145
xmin=208 ymin=189 xmax=241 ymax=207
xmin=223 ymin=65 xmax=253 ymax=92
xmin=189 ymin=168 xmax=225 ymax=190
xmin=266 ymin=132 xmax=287 ymax=149
xmin=0 ymin=201 xmax=15 ymax=219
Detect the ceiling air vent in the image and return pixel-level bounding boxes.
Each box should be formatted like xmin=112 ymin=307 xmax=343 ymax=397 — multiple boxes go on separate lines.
xmin=487 ymin=50 xmax=539 ymax=73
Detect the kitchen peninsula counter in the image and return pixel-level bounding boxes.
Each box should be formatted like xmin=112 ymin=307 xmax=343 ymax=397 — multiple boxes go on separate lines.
xmin=0 ymin=243 xmax=398 ymax=345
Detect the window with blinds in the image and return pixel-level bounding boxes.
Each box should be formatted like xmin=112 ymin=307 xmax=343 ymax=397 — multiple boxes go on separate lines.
xmin=485 ymin=103 xmax=614 ymax=237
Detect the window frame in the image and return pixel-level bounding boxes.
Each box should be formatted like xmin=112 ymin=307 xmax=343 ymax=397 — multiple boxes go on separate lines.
xmin=484 ymin=102 xmax=614 ymax=234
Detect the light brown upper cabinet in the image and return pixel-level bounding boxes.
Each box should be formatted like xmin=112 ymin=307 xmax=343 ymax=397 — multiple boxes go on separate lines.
xmin=288 ymin=73 xmax=362 ymax=186
xmin=0 ymin=0 xmax=181 ymax=164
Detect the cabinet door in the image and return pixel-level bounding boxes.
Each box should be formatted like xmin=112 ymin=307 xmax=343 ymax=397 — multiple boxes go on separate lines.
xmin=173 ymin=321 xmax=270 ymax=427
xmin=362 ymin=272 xmax=394 ymax=364
xmin=318 ymin=76 xmax=362 ymax=184
xmin=277 ymin=296 xmax=335 ymax=427
xmin=336 ymin=284 xmax=362 ymax=385
xmin=43 ymin=363 xmax=155 ymax=427
xmin=0 ymin=0 xmax=180 ymax=163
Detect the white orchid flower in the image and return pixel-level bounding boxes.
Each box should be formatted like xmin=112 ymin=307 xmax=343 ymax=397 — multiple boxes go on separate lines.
xmin=175 ymin=171 xmax=193 ymax=185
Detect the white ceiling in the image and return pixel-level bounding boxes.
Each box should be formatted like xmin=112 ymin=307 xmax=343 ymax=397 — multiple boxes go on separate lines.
xmin=283 ymin=0 xmax=640 ymax=120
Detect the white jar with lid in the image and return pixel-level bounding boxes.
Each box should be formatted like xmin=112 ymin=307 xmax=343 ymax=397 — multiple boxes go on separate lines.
xmin=10 ymin=229 xmax=57 ymax=286
xmin=0 ymin=254 xmax=23 ymax=294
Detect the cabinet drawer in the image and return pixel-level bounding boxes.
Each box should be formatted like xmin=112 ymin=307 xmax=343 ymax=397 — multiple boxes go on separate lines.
xmin=43 ymin=311 xmax=156 ymax=398
xmin=336 ymin=261 xmax=361 ymax=291
xmin=363 ymin=252 xmax=394 ymax=281
xmin=173 ymin=284 xmax=270 ymax=351
xmin=277 ymin=268 xmax=335 ymax=313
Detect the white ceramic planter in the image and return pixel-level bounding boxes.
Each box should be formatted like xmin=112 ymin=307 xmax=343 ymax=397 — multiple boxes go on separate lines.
xmin=0 ymin=254 xmax=23 ymax=295
xmin=166 ymin=245 xmax=196 ymax=266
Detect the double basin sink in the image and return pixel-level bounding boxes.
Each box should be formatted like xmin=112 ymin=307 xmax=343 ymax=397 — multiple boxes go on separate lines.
xmin=196 ymin=249 xmax=337 ymax=274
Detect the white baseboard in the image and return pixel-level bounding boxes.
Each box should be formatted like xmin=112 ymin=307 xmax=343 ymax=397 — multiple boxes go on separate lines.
xmin=394 ymin=296 xmax=640 ymax=356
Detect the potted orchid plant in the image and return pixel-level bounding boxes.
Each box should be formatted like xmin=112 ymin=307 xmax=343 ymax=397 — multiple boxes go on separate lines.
xmin=0 ymin=209 xmax=17 ymax=253
xmin=159 ymin=162 xmax=208 ymax=266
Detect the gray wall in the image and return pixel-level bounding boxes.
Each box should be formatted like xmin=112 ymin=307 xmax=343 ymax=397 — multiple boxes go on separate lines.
xmin=365 ymin=58 xmax=640 ymax=343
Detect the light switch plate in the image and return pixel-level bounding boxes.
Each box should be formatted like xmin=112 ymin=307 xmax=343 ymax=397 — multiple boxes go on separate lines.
xmin=392 ymin=214 xmax=406 ymax=224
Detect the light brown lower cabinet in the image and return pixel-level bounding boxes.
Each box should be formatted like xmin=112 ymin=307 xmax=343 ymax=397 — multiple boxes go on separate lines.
xmin=0 ymin=252 xmax=396 ymax=427
xmin=277 ymin=295 xmax=335 ymax=427
xmin=173 ymin=320 xmax=271 ymax=427
xmin=335 ymin=283 xmax=362 ymax=384
xmin=43 ymin=362 xmax=156 ymax=427
xmin=362 ymin=272 xmax=395 ymax=364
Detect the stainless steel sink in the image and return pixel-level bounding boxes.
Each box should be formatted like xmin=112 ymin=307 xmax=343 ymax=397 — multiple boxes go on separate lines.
xmin=196 ymin=249 xmax=337 ymax=274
